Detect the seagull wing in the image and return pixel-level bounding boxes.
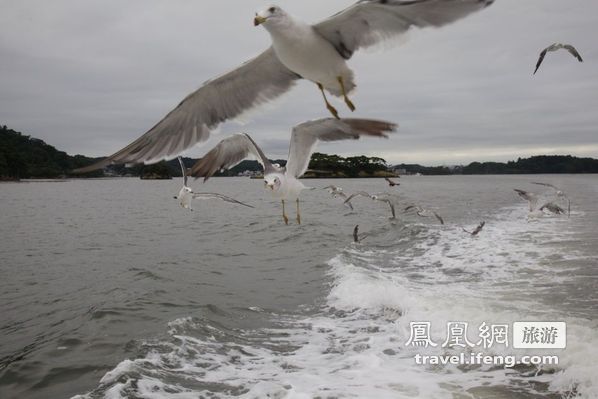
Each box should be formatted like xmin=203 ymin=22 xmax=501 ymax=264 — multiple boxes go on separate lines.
xmin=433 ymin=211 xmax=445 ymax=225
xmin=534 ymin=47 xmax=549 ymax=74
xmin=353 ymin=225 xmax=360 ymax=242
xmin=191 ymin=192 xmax=254 ymax=208
xmin=314 ymin=0 xmax=494 ymax=60
xmin=190 ymin=133 xmax=275 ymax=181
xmin=73 ymin=48 xmax=299 ymax=173
xmin=178 ymin=156 xmax=188 ymax=186
xmin=563 ymin=44 xmax=583 ymax=62
xmin=344 ymin=191 xmax=373 ymax=204
xmin=531 ymin=182 xmax=560 ymax=191
xmin=286 ymin=118 xmax=395 ymax=178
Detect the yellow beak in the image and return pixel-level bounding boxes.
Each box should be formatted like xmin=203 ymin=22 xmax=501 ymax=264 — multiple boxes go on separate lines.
xmin=254 ymin=15 xmax=267 ymax=26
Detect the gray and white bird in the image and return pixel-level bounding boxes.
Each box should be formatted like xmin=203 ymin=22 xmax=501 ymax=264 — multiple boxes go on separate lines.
xmin=463 ymin=221 xmax=485 ymax=236
xmin=191 ymin=118 xmax=395 ymax=224
xmin=532 ymin=182 xmax=570 ymax=216
xmin=344 ymin=191 xmax=400 ymax=219
xmin=514 ymin=189 xmax=539 ymax=212
xmin=533 ymin=43 xmax=583 ymax=75
xmin=385 ymin=177 xmax=400 ymax=187
xmin=404 ymin=205 xmax=444 ymax=224
xmin=324 ymin=185 xmax=354 ymax=210
xmin=174 ymin=157 xmax=253 ymax=211
xmin=74 ymin=0 xmax=492 ymax=173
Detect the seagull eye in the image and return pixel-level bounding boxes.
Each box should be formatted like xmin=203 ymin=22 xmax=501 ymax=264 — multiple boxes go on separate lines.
xmin=269 ymin=7 xmax=276 ymax=13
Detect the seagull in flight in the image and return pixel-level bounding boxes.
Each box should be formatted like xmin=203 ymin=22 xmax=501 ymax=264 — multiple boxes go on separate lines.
xmin=514 ymin=189 xmax=539 ymax=212
xmin=463 ymin=221 xmax=485 ymax=236
xmin=404 ymin=205 xmax=444 ymax=224
xmin=174 ymin=157 xmax=253 ymax=211
xmin=385 ymin=177 xmax=400 ymax=187
xmin=191 ymin=118 xmax=396 ymax=224
xmin=74 ymin=0 xmax=492 ymax=173
xmin=533 ymin=43 xmax=583 ymax=75
xmin=531 ymin=182 xmax=570 ymax=216
xmin=344 ymin=191 xmax=400 ymax=219
xmin=324 ymin=185 xmax=354 ymax=210
xmin=353 ymin=225 xmax=368 ymax=243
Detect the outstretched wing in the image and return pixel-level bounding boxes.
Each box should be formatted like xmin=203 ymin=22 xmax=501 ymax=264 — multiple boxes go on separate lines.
xmin=190 ymin=133 xmax=275 ymax=181
xmin=73 ymin=48 xmax=299 ymax=173
xmin=433 ymin=211 xmax=445 ymax=225
xmin=531 ymin=182 xmax=559 ymax=191
xmin=534 ymin=48 xmax=549 ymax=75
xmin=286 ymin=118 xmax=396 ymax=178
xmin=563 ymin=44 xmax=583 ymax=62
xmin=178 ymin=156 xmax=188 ymax=186
xmin=314 ymin=0 xmax=494 ymax=60
xmin=344 ymin=191 xmax=373 ymax=204
xmin=191 ymin=192 xmax=254 ymax=208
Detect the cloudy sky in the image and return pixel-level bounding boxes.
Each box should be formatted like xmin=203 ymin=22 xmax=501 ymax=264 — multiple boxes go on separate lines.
xmin=1 ymin=0 xmax=597 ymax=165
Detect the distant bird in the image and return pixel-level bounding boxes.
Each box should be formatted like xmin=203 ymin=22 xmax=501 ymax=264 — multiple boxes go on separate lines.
xmin=385 ymin=177 xmax=400 ymax=187
xmin=191 ymin=118 xmax=395 ymax=224
xmin=324 ymin=185 xmax=354 ymax=210
xmin=514 ymin=189 xmax=539 ymax=212
xmin=73 ymin=0 xmax=493 ymax=173
xmin=353 ymin=225 xmax=368 ymax=243
xmin=539 ymin=202 xmax=566 ymax=215
xmin=533 ymin=43 xmax=583 ymax=75
xmin=532 ymin=182 xmax=570 ymax=216
xmin=404 ymin=205 xmax=444 ymax=225
xmin=174 ymin=157 xmax=253 ymax=211
xmin=344 ymin=191 xmax=399 ymax=219
xmin=463 ymin=221 xmax=485 ymax=236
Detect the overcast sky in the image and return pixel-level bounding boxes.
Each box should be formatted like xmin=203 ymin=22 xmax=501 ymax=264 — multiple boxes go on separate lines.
xmin=1 ymin=0 xmax=597 ymax=165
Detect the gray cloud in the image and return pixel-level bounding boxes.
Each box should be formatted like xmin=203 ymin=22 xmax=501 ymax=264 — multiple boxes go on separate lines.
xmin=1 ymin=0 xmax=597 ymax=165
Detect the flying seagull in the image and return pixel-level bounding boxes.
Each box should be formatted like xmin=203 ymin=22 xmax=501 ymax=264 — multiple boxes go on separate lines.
xmin=73 ymin=0 xmax=492 ymax=173
xmin=324 ymin=185 xmax=354 ymax=210
xmin=463 ymin=221 xmax=485 ymax=236
xmin=385 ymin=177 xmax=400 ymax=187
xmin=514 ymin=189 xmax=539 ymax=212
xmin=344 ymin=191 xmax=399 ymax=219
xmin=353 ymin=225 xmax=368 ymax=243
xmin=191 ymin=118 xmax=396 ymax=224
xmin=404 ymin=205 xmax=444 ymax=224
xmin=174 ymin=156 xmax=253 ymax=211
xmin=531 ymin=182 xmax=570 ymax=216
xmin=533 ymin=43 xmax=583 ymax=75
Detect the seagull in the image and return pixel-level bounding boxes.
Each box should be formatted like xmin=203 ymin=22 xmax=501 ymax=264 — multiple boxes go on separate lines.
xmin=531 ymin=182 xmax=570 ymax=216
xmin=404 ymin=205 xmax=444 ymax=224
xmin=385 ymin=177 xmax=400 ymax=187
xmin=73 ymin=0 xmax=493 ymax=173
xmin=174 ymin=157 xmax=253 ymax=211
xmin=191 ymin=118 xmax=396 ymax=224
xmin=344 ymin=191 xmax=399 ymax=219
xmin=324 ymin=185 xmax=354 ymax=210
xmin=463 ymin=221 xmax=485 ymax=236
xmin=533 ymin=43 xmax=583 ymax=75
xmin=514 ymin=189 xmax=539 ymax=212
xmin=353 ymin=225 xmax=368 ymax=243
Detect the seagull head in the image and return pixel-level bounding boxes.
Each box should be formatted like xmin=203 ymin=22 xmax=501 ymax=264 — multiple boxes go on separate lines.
xmin=254 ymin=5 xmax=286 ymax=27
xmin=264 ymin=174 xmax=282 ymax=192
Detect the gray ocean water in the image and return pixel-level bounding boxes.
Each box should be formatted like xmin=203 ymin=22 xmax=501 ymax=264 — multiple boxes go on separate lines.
xmin=1 ymin=175 xmax=597 ymax=399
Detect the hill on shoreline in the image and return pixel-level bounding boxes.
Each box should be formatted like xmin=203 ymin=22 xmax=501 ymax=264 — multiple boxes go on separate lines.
xmin=2 ymin=125 xmax=598 ymax=180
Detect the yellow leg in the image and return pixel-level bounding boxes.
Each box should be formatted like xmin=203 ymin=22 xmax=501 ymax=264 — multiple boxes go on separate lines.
xmin=337 ymin=76 xmax=355 ymax=112
xmin=282 ymin=200 xmax=289 ymax=225
xmin=317 ymin=83 xmax=340 ymax=119
xmin=296 ymin=198 xmax=301 ymax=225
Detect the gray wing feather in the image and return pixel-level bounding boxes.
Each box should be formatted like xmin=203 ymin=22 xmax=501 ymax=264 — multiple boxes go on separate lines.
xmin=191 ymin=192 xmax=254 ymax=208
xmin=314 ymin=0 xmax=494 ymax=59
xmin=74 ymin=48 xmax=299 ymax=173
xmin=178 ymin=156 xmax=188 ymax=186
xmin=286 ymin=118 xmax=396 ymax=178
xmin=190 ymin=133 xmax=275 ymax=181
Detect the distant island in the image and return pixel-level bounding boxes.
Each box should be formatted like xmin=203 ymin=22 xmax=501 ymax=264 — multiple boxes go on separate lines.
xmin=2 ymin=124 xmax=598 ymax=181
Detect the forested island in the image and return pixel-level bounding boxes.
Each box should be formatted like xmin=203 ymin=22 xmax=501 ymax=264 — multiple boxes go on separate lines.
xmin=2 ymin=125 xmax=598 ymax=180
